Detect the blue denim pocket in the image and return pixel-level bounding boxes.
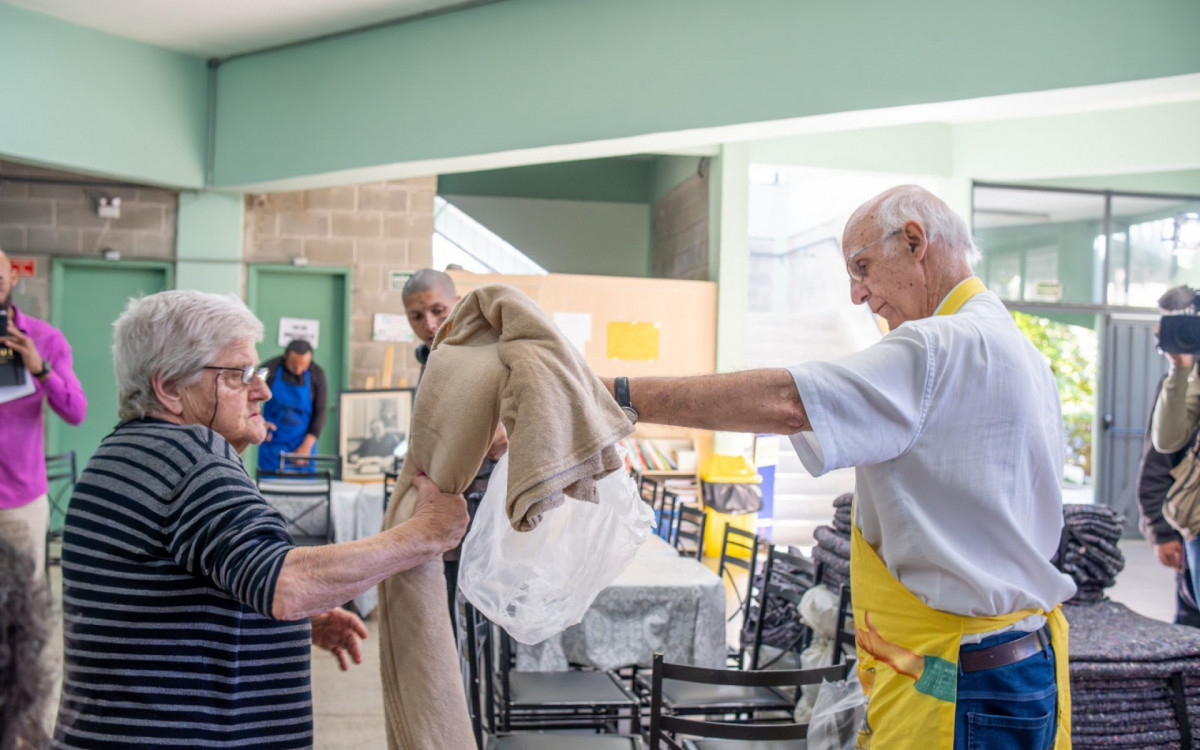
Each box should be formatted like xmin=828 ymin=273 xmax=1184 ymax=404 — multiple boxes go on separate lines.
xmin=966 ymin=709 xmax=1055 ymax=750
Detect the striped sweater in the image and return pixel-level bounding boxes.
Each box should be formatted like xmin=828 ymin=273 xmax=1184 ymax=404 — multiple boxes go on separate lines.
xmin=53 ymin=419 xmax=312 ymax=749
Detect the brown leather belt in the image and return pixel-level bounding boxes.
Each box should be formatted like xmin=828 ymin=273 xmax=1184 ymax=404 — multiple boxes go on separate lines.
xmin=959 ymin=628 xmax=1050 ymax=673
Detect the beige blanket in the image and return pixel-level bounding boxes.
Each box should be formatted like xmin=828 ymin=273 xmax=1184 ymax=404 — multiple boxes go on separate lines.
xmin=378 ymin=283 xmax=634 ymax=749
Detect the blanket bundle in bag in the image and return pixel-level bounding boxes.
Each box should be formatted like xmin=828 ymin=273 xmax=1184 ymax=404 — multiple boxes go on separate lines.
xmin=377 ymin=284 xmax=634 ymax=749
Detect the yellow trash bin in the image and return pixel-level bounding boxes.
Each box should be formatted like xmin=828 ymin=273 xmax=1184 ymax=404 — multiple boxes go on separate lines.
xmin=700 ymin=454 xmax=762 ymax=559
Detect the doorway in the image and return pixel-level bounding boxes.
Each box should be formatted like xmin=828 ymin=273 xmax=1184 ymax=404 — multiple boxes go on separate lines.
xmin=246 ymin=265 xmax=351 ymax=472
xmin=48 ymin=259 xmax=173 ymax=522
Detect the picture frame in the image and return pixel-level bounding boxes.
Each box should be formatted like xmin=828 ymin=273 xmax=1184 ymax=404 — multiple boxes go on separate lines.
xmin=337 ymin=388 xmax=414 ymax=481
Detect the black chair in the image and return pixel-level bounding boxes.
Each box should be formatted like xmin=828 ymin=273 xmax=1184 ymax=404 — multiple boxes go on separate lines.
xmin=44 ymin=451 xmax=77 ymax=570
xmin=672 ymin=505 xmax=707 ymax=560
xmin=256 ymin=470 xmax=334 ymax=545
xmin=279 ymin=452 xmax=343 ymax=479
xmin=717 ymin=525 xmax=761 ymax=667
xmin=830 ymin=583 xmax=855 ymax=667
xmin=382 ymin=470 xmax=399 ymax=512
xmin=458 ymin=599 xmax=644 ymax=750
xmin=657 ymin=490 xmax=680 ymax=541
xmin=647 ymin=652 xmax=853 ymax=750
xmin=493 ymin=619 xmax=641 ymax=734
xmin=748 ymin=547 xmax=817 ymax=671
xmin=639 ymin=475 xmax=660 ymax=510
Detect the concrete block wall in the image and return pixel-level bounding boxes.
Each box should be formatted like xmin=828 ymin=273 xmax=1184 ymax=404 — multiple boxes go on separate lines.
xmin=652 ymin=173 xmax=709 ymax=281
xmin=243 ymin=176 xmax=436 ymax=389
xmin=0 ymin=180 xmax=177 ymax=319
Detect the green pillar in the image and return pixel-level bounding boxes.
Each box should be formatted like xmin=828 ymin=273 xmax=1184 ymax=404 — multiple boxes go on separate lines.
xmin=708 ymin=143 xmax=749 ymax=374
xmin=176 ymin=191 xmax=244 ymax=294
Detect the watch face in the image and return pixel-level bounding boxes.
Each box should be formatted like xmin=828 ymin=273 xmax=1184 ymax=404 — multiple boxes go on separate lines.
xmin=621 ymin=405 xmax=638 ymax=423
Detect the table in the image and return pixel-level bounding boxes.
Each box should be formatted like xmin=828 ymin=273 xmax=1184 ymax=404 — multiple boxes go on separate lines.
xmin=516 ymin=535 xmax=726 ymax=672
xmin=258 ymin=478 xmax=386 ymax=617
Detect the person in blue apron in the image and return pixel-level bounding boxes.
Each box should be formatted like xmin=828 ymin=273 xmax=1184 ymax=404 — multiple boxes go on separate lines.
xmin=258 ymin=339 xmax=328 ymax=475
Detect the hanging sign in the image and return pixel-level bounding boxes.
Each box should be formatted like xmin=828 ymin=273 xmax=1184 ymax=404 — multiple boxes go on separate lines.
xmin=278 ymin=317 xmax=320 ymax=349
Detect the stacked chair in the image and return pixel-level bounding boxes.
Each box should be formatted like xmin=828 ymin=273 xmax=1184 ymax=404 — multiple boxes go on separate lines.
xmin=457 ymin=598 xmax=644 ymax=749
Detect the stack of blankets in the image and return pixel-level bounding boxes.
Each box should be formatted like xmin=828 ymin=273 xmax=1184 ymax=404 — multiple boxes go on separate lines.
xmin=740 ymin=553 xmax=816 ymax=653
xmin=810 ymin=492 xmax=852 ymax=591
xmin=1067 ymin=599 xmax=1200 ymax=749
xmin=1055 ymin=503 xmax=1126 ymax=603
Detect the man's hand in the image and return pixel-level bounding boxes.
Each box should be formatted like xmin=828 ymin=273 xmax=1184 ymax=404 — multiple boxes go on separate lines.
xmin=1166 ymin=351 xmax=1195 ymax=371
xmin=411 ymin=473 xmax=470 ymax=554
xmin=0 ymin=324 xmax=44 ymax=377
xmin=1154 ymin=540 xmax=1185 ymax=572
xmin=311 ymin=607 xmax=368 ymax=671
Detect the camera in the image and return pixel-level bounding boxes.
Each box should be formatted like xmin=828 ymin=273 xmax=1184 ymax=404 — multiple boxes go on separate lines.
xmin=1157 ymin=286 xmax=1200 ymax=355
xmin=0 ymin=308 xmax=7 ymax=337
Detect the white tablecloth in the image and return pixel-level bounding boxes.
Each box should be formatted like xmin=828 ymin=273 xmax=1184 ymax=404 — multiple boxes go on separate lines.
xmin=258 ymin=478 xmax=387 ymax=617
xmin=516 ymin=534 xmax=726 ymax=671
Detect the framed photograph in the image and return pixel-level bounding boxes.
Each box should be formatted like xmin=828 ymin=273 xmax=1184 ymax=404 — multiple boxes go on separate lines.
xmin=337 ymin=388 xmax=414 ymax=481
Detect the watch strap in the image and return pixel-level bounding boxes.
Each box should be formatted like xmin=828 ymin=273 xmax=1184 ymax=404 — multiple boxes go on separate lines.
xmin=35 ymin=359 xmax=51 ymax=378
xmin=614 ymin=376 xmax=632 ymax=409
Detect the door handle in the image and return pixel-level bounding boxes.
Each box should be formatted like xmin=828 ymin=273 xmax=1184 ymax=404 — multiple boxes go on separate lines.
xmin=1102 ymin=413 xmax=1114 ymax=430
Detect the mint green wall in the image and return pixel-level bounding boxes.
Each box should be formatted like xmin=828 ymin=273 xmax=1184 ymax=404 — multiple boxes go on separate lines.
xmin=441 ymin=194 xmax=652 ymax=277
xmin=1028 ymin=170 xmax=1200 ymax=196
xmin=175 ymin=191 xmax=244 ymax=294
xmin=955 ymin=100 xmax=1200 ymax=181
xmin=652 ymin=156 xmax=705 ymax=202
xmin=751 ymin=124 xmax=956 ymax=176
xmin=0 ymin=5 xmax=208 ymax=188
xmin=709 ymin=144 xmax=749 ymax=372
xmin=212 ymin=0 xmax=1200 ymax=189
xmin=438 ymin=159 xmax=652 ymax=203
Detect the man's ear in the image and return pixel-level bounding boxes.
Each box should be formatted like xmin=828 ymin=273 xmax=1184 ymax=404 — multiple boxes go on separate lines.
xmin=903 ymin=219 xmax=929 ymax=261
xmin=152 ymin=373 xmax=186 ymax=417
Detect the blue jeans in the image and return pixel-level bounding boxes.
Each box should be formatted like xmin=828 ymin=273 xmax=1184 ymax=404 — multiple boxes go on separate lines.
xmin=953 ymin=628 xmax=1057 ymax=750
xmin=1184 ymin=538 xmax=1200 ymax=618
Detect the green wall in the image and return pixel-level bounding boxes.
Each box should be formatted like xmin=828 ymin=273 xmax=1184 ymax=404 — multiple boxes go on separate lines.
xmin=211 ymin=0 xmax=1200 ymax=189
xmin=438 ymin=158 xmax=653 ymax=203
xmin=441 ymin=194 xmax=652 ymax=277
xmin=0 ymin=4 xmax=208 ymax=188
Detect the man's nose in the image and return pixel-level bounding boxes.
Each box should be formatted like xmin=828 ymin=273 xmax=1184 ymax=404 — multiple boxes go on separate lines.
xmin=849 ymin=278 xmax=869 ymax=305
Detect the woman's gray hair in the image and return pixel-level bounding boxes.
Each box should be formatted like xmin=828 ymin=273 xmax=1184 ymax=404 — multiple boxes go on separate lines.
xmin=113 ymin=290 xmax=263 ymax=420
xmin=863 ymin=185 xmax=982 ymax=267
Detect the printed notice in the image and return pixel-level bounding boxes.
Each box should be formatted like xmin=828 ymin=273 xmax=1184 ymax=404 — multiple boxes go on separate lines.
xmin=278 ymin=317 xmax=320 ymax=349
xmin=607 ymin=321 xmax=659 ymax=361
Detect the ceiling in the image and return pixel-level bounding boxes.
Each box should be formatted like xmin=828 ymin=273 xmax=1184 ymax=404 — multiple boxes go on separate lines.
xmin=0 ymin=0 xmax=502 ymax=58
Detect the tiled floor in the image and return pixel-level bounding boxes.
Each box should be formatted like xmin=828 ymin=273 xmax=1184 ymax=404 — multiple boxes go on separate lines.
xmin=40 ymin=537 xmax=1182 ymax=749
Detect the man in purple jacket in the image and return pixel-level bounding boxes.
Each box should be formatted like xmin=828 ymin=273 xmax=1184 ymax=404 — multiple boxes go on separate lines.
xmin=0 ymin=248 xmax=87 ymax=578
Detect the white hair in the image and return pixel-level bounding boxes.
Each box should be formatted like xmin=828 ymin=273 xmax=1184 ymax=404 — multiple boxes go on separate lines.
xmin=113 ymin=290 xmax=263 ymax=420
xmin=857 ymin=185 xmax=982 ymax=267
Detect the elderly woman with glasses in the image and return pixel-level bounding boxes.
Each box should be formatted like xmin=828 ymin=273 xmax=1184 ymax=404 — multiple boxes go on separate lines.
xmin=53 ymin=290 xmax=468 ymax=750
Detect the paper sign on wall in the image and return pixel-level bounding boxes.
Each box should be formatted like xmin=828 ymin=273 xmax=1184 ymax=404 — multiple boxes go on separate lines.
xmin=607 ymin=321 xmax=659 ymax=361
xmin=9 ymin=257 xmax=36 ymax=278
xmin=388 ymin=271 xmax=413 ymax=291
xmin=553 ymin=312 xmax=592 ymax=355
xmin=373 ymin=312 xmax=415 ymax=342
xmin=278 ymin=317 xmax=320 ymax=349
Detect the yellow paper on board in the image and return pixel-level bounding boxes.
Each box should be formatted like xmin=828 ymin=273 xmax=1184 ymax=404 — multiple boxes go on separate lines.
xmin=607 ymin=321 xmax=659 ymax=360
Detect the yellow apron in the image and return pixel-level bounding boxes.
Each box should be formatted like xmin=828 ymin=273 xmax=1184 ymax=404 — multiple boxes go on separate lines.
xmin=848 ymin=277 xmax=1072 ymax=749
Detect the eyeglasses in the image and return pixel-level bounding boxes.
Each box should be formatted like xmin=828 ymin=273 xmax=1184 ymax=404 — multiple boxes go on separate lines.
xmin=202 ymin=365 xmax=269 ymax=385
xmin=846 ymin=229 xmax=902 ymax=282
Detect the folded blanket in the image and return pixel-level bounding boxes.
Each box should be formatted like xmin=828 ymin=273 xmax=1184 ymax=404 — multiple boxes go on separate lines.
xmin=377 ymin=284 xmax=633 ymax=749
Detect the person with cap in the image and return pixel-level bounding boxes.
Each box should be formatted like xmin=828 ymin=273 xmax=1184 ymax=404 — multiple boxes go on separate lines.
xmin=257 ymin=339 xmax=327 ymax=474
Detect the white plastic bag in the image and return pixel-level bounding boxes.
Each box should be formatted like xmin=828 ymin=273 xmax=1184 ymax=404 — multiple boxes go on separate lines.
xmin=807 ymin=666 xmax=868 ymax=750
xmin=458 ymin=452 xmax=655 ymax=644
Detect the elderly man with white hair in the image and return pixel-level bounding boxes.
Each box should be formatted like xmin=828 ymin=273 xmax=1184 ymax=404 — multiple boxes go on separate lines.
xmin=605 ymin=185 xmax=1075 ymax=750
xmin=53 ymin=290 xmax=469 ymax=750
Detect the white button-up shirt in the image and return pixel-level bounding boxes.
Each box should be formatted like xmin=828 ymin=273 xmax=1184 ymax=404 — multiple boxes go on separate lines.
xmin=788 ymin=286 xmax=1076 ymax=617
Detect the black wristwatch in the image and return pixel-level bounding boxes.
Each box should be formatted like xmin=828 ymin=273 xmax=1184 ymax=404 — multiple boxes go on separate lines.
xmin=34 ymin=359 xmax=51 ymax=379
xmin=614 ymin=376 xmax=638 ymax=424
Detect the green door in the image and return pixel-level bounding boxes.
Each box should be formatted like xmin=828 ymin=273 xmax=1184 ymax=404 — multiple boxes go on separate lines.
xmin=49 ymin=260 xmax=172 ymax=518
xmin=247 ymin=265 xmax=351 ymax=473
